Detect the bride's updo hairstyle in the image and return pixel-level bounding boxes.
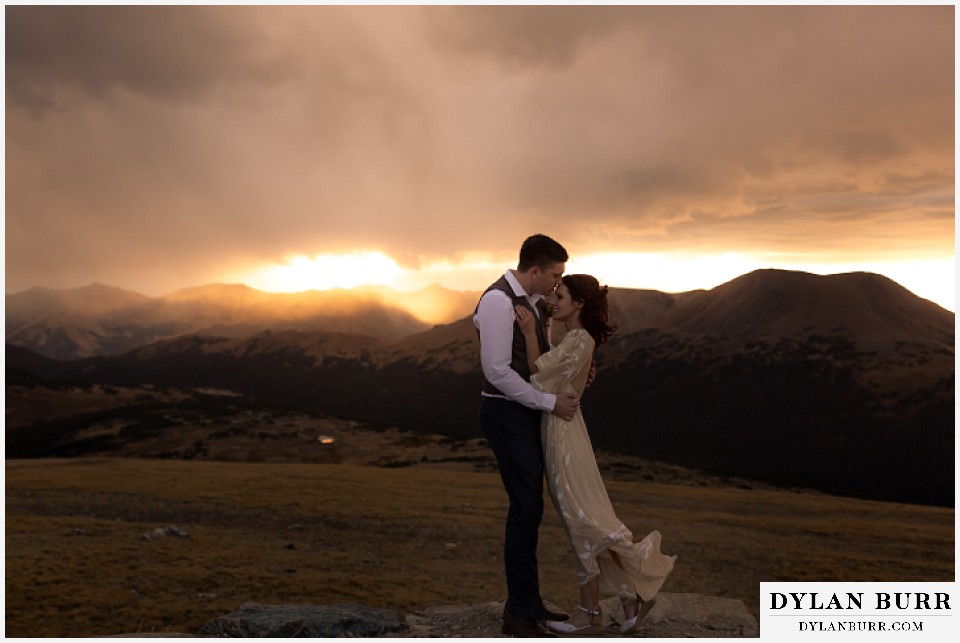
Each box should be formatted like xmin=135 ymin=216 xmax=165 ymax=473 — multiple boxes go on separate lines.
xmin=563 ymin=274 xmax=617 ymax=346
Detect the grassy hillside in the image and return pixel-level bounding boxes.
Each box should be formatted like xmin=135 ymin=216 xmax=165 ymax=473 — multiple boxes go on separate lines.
xmin=5 ymin=458 xmax=954 ymax=637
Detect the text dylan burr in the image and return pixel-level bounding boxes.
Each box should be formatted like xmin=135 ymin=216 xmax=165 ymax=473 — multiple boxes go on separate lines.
xmin=770 ymin=592 xmax=951 ymax=611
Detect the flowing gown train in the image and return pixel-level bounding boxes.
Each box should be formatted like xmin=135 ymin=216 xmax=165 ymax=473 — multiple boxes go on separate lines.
xmin=532 ymin=328 xmax=676 ymax=601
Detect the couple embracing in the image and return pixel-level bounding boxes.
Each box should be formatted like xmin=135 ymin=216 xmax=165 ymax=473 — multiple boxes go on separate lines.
xmin=474 ymin=234 xmax=676 ymax=637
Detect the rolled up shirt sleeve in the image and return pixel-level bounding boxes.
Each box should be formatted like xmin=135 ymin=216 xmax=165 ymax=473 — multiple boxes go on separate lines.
xmin=474 ymin=290 xmax=557 ymax=413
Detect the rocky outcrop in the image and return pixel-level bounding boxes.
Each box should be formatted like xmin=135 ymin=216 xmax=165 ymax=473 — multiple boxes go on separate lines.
xmin=183 ymin=594 xmax=758 ymax=637
xmin=402 ymin=595 xmax=758 ymax=638
xmin=197 ymin=602 xmax=404 ymax=637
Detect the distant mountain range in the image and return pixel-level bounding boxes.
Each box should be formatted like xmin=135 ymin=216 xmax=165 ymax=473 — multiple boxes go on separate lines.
xmin=5 ymin=282 xmax=480 ymax=360
xmin=5 ymin=270 xmax=955 ymax=506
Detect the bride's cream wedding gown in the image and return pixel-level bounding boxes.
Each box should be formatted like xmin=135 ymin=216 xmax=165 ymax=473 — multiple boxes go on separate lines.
xmin=532 ymin=328 xmax=676 ymax=602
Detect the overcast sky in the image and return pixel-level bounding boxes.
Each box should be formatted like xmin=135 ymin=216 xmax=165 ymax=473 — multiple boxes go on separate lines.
xmin=4 ymin=4 xmax=955 ymax=308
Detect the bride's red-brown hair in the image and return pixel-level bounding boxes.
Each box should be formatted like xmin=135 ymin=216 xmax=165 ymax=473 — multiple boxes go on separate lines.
xmin=563 ymin=274 xmax=617 ymax=346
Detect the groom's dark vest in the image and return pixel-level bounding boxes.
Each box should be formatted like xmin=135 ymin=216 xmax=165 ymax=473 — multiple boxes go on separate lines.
xmin=476 ymin=275 xmax=552 ymax=396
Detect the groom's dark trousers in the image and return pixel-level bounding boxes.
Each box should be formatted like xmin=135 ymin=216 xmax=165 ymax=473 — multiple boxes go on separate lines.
xmin=480 ymin=395 xmax=545 ymax=620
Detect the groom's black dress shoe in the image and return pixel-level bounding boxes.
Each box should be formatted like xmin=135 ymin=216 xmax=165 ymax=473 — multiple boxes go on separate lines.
xmin=502 ymin=610 xmax=557 ymax=638
xmin=537 ymin=604 xmax=570 ymax=622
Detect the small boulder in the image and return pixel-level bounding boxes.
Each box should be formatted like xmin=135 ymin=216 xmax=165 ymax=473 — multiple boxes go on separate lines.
xmin=141 ymin=525 xmax=189 ymax=540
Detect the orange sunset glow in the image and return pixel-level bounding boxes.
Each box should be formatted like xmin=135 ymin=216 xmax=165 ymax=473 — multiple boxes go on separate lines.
xmin=227 ymin=251 xmax=956 ymax=316
xmin=4 ymin=5 xmax=955 ymax=311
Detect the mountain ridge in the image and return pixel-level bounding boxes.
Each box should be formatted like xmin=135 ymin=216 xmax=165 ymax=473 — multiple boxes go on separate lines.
xmin=654 ymin=269 xmax=951 ymax=345
xmin=6 ymin=269 xmax=953 ymax=361
xmin=6 ymin=282 xmax=482 ymax=359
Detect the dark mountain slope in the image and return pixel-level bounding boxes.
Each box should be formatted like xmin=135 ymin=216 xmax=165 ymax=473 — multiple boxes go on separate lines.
xmin=7 ymin=270 xmax=953 ymax=506
xmin=656 ymin=270 xmax=952 ymax=348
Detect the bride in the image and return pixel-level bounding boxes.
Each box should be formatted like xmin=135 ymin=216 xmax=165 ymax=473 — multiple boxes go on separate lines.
xmin=514 ymin=274 xmax=676 ymax=635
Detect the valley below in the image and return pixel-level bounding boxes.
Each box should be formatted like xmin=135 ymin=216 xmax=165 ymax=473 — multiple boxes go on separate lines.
xmin=8 ymin=269 xmax=954 ymax=508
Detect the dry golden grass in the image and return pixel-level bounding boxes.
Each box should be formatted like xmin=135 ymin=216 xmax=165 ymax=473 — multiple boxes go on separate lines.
xmin=5 ymin=458 xmax=954 ymax=637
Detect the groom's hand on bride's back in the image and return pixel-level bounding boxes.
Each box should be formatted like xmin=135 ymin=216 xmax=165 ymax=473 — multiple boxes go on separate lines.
xmin=585 ymin=361 xmax=597 ymax=388
xmin=552 ymin=392 xmax=579 ymax=421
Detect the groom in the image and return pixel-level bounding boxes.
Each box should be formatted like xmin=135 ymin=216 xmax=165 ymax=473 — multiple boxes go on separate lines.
xmin=474 ymin=233 xmax=579 ymax=637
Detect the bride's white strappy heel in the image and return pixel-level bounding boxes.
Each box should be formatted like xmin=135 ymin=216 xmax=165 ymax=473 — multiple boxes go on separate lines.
xmin=620 ymin=596 xmax=656 ymax=635
xmin=547 ymin=605 xmax=600 ymax=634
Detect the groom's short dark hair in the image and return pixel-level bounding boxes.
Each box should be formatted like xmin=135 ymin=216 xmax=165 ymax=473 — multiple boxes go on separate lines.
xmin=518 ymin=234 xmax=568 ymax=272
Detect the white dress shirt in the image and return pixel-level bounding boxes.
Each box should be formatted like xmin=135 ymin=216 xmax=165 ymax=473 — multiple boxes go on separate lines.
xmin=473 ymin=270 xmax=557 ymax=412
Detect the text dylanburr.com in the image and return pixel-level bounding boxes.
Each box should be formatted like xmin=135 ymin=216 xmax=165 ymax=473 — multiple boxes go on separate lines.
xmin=760 ymin=582 xmax=956 ymax=640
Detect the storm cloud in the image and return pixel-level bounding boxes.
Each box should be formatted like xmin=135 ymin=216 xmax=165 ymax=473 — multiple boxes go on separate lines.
xmin=4 ymin=5 xmax=953 ymax=295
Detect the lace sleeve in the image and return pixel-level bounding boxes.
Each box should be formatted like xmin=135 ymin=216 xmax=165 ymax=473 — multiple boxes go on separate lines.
xmin=531 ymin=330 xmax=593 ymax=393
